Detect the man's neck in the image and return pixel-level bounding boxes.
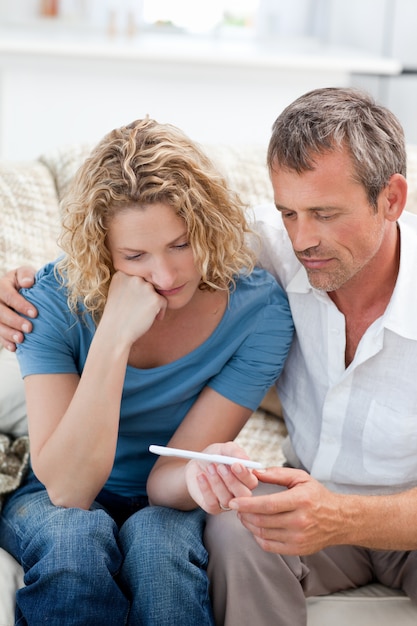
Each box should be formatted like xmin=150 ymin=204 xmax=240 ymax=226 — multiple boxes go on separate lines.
xmin=329 ymin=225 xmax=400 ymax=367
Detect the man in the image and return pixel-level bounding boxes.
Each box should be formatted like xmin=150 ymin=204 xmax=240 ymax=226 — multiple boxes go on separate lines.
xmin=1 ymin=88 xmax=417 ymax=625
xmin=203 ymin=87 xmax=417 ymax=624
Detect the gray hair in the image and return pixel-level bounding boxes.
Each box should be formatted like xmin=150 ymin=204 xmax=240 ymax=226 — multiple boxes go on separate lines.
xmin=267 ymin=87 xmax=406 ymax=209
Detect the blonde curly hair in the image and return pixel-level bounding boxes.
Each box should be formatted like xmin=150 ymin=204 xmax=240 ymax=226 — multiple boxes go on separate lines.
xmin=57 ymin=118 xmax=255 ymax=323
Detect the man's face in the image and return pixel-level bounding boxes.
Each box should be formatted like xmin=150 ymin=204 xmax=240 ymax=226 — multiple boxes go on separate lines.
xmin=270 ymin=149 xmax=389 ymax=292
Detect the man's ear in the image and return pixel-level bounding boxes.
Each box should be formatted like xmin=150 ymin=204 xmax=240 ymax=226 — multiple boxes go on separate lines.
xmin=383 ymin=173 xmax=408 ymax=222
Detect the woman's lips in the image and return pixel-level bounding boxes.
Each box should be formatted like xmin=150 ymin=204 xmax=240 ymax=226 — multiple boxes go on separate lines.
xmin=156 ymin=284 xmax=185 ymax=297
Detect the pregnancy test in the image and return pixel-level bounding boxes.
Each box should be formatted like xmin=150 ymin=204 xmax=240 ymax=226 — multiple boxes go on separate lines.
xmin=149 ymin=445 xmax=264 ymax=469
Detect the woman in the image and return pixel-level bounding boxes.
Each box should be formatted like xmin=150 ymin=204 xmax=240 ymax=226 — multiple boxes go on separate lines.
xmin=0 ymin=119 xmax=293 ymax=625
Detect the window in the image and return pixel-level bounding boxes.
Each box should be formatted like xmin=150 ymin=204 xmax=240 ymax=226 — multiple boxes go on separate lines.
xmin=142 ymin=0 xmax=259 ymax=34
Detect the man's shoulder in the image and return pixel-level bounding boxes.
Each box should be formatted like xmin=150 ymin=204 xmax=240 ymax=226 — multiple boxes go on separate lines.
xmin=250 ymin=203 xmax=301 ymax=288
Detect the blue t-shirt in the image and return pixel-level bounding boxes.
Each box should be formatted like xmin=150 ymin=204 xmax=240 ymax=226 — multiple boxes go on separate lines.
xmin=17 ymin=262 xmax=293 ymax=496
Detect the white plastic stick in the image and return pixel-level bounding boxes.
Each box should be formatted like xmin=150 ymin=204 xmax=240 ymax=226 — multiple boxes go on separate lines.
xmin=149 ymin=445 xmax=264 ymax=469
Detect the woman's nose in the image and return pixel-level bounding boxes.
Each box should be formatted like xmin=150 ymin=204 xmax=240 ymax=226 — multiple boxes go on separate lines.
xmin=148 ymin=258 xmax=176 ymax=289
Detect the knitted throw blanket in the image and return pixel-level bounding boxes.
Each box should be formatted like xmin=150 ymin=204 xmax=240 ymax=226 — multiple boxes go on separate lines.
xmin=0 ymin=434 xmax=30 ymax=511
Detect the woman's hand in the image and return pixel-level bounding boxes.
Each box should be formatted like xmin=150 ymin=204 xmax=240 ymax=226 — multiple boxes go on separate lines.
xmin=185 ymin=441 xmax=259 ymax=514
xmin=99 ymin=271 xmax=168 ymax=347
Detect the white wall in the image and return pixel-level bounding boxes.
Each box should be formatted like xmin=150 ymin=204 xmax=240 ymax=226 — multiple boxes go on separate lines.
xmin=319 ymin=0 xmax=417 ymax=143
xmin=0 ymin=38 xmax=370 ymax=160
xmin=0 ymin=0 xmax=415 ymax=159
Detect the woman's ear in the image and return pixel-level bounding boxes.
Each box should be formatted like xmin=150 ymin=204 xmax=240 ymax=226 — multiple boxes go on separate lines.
xmin=383 ymin=173 xmax=408 ymax=222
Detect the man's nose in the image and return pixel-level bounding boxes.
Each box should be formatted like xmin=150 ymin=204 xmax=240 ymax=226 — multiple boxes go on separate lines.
xmin=290 ymin=218 xmax=321 ymax=253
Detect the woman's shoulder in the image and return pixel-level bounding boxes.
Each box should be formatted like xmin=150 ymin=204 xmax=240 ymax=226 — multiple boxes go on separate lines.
xmin=36 ymin=259 xmax=64 ymax=282
xmin=16 ymin=260 xmax=94 ymax=369
xmin=20 ymin=260 xmax=72 ymax=322
xmin=21 ymin=259 xmax=62 ymax=294
xmin=228 ymin=268 xmax=292 ymax=333
xmin=23 ymin=259 xmax=65 ymax=300
xmin=235 ymin=267 xmax=287 ymax=302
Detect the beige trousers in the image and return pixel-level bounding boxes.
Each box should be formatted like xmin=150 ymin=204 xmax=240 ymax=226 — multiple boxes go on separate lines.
xmin=204 ymin=484 xmax=417 ymax=626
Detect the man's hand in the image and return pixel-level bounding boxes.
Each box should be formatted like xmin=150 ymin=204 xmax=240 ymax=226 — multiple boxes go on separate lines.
xmin=229 ymin=467 xmax=345 ymax=555
xmin=0 ymin=266 xmax=37 ymax=351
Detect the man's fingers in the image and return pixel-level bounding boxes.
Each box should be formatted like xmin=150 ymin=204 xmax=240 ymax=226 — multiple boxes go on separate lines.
xmin=0 ymin=301 xmax=34 ymax=329
xmin=0 ymin=302 xmax=34 ymax=350
xmin=0 ymin=321 xmax=22 ymax=350
xmin=0 ymin=286 xmax=37 ymax=320
xmin=14 ymin=266 xmax=37 ymax=289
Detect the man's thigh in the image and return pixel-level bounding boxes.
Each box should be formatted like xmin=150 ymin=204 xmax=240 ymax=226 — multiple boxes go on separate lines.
xmin=206 ymin=482 xmax=374 ymax=597
xmin=302 ymin=545 xmax=373 ymax=596
xmin=370 ymin=549 xmax=417 ymax=600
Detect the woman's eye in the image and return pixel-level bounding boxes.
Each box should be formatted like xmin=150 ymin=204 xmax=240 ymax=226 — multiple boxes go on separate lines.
xmin=174 ymin=242 xmax=189 ymax=250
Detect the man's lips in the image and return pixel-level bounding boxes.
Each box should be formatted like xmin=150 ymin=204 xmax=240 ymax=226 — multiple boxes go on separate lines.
xmin=298 ymin=256 xmax=334 ymax=270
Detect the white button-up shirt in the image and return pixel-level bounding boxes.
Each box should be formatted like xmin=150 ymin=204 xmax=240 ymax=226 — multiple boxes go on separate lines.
xmin=253 ymin=205 xmax=417 ymax=495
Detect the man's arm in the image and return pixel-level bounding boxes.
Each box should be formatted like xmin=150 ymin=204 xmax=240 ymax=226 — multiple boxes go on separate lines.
xmin=228 ymin=467 xmax=417 ymax=555
xmin=0 ymin=266 xmax=38 ymax=351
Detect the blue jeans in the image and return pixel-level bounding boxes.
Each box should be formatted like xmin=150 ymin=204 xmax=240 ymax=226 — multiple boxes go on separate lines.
xmin=0 ymin=471 xmax=214 ymax=625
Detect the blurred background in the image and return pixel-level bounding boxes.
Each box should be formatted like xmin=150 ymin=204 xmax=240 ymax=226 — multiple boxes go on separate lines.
xmin=0 ymin=0 xmax=415 ymax=160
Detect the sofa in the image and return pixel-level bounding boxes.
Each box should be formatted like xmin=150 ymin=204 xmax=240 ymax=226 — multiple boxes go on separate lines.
xmin=1 ymin=140 xmax=417 ymax=625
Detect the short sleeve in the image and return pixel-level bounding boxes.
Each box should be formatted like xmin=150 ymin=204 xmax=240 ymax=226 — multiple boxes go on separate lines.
xmin=15 ymin=263 xmax=90 ymax=378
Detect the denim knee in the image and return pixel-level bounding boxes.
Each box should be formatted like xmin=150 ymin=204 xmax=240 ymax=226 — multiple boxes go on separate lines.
xmin=1 ymin=480 xmax=130 ymax=625
xmin=23 ymin=505 xmax=122 ymax=575
xmin=121 ymin=505 xmax=207 ymax=556
xmin=119 ymin=506 xmax=214 ymax=626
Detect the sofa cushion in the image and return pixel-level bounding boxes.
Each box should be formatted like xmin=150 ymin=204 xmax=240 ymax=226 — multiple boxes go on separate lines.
xmin=39 ymin=142 xmax=274 ymax=209
xmin=203 ymin=144 xmax=273 ymax=207
xmin=234 ymin=409 xmax=286 ymax=468
xmin=39 ymin=143 xmax=93 ymax=202
xmin=306 ymin=583 xmax=417 ymax=625
xmin=0 ymin=161 xmax=60 ymax=277
xmin=0 ymin=548 xmax=24 ymax=626
xmin=0 ymin=434 xmax=30 ymax=511
xmin=0 ymin=350 xmax=27 ymax=437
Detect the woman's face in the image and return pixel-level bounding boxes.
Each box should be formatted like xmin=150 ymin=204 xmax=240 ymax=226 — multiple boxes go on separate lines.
xmin=106 ymin=202 xmax=202 ymax=311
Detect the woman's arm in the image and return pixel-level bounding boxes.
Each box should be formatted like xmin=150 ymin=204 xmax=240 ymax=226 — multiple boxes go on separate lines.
xmin=147 ymin=386 xmax=258 ymax=513
xmin=26 ymin=271 xmax=167 ymax=510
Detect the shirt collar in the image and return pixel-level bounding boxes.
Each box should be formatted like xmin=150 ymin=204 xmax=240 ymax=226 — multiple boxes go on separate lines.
xmin=285 ymin=264 xmax=311 ymax=294
xmin=384 ymin=213 xmax=417 ymax=340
